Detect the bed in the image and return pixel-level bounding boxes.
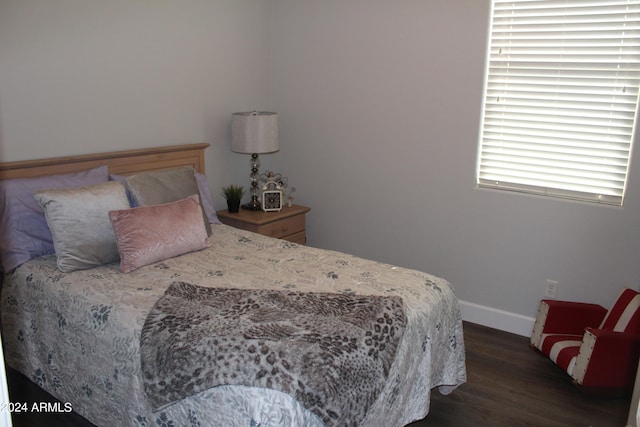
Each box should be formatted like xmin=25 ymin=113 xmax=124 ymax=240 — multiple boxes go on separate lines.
xmin=0 ymin=143 xmax=466 ymax=427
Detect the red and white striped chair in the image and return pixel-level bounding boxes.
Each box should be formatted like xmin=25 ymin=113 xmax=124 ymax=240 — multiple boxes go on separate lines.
xmin=531 ymin=288 xmax=640 ymax=395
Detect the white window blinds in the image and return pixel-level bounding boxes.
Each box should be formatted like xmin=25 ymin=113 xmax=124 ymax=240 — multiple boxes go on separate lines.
xmin=477 ymin=0 xmax=640 ymax=206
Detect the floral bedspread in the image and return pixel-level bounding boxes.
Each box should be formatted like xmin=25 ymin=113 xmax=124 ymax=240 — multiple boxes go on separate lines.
xmin=1 ymin=224 xmax=466 ymax=427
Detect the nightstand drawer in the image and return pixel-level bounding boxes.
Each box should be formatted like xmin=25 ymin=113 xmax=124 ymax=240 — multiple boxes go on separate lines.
xmin=256 ymin=215 xmax=305 ymax=239
xmin=284 ymin=231 xmax=307 ymax=244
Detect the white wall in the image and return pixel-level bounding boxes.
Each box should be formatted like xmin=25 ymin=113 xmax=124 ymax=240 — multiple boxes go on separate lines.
xmin=0 ymin=0 xmax=277 ymax=198
xmin=2 ymin=0 xmax=640 ymax=335
xmin=269 ymin=0 xmax=640 ymax=334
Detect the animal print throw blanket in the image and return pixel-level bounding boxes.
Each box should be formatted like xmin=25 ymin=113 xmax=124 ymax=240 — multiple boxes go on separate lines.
xmin=140 ymin=281 xmax=407 ymax=426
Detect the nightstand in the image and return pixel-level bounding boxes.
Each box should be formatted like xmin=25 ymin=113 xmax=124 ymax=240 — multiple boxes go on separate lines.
xmin=216 ymin=204 xmax=311 ymax=244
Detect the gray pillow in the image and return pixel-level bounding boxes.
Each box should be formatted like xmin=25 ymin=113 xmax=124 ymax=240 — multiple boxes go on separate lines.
xmin=34 ymin=181 xmax=130 ymax=273
xmin=125 ymin=167 xmax=211 ymax=235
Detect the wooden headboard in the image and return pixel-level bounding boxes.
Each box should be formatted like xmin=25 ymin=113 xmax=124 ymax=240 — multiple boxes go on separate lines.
xmin=0 ymin=143 xmax=210 ymax=180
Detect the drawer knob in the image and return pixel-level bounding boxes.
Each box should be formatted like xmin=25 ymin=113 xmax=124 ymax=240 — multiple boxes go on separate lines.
xmin=281 ymin=225 xmax=288 ymax=232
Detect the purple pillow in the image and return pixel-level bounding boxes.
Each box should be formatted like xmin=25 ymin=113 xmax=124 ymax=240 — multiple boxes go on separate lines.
xmin=194 ymin=172 xmax=221 ymax=224
xmin=0 ymin=165 xmax=109 ymax=272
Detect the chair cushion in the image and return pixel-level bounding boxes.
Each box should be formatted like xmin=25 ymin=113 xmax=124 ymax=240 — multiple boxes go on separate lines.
xmin=600 ymin=288 xmax=640 ymax=334
xmin=531 ymin=300 xmax=607 ymax=349
xmin=540 ymin=333 xmax=583 ymax=375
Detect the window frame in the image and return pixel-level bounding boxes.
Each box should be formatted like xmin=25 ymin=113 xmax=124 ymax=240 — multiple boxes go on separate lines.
xmin=476 ymin=0 xmax=640 ymax=206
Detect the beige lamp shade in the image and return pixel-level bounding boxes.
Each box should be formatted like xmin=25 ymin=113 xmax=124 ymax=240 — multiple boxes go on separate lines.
xmin=231 ymin=111 xmax=279 ymax=154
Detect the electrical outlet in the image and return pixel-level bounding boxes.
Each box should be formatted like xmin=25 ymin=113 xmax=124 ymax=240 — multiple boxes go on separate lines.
xmin=545 ymin=279 xmax=558 ymax=298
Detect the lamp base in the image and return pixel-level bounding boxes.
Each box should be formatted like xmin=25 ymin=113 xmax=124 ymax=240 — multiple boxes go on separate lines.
xmin=242 ymin=197 xmax=262 ymax=211
xmin=242 ymin=154 xmax=262 ymax=211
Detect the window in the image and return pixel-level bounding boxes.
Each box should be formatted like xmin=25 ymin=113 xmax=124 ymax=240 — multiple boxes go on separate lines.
xmin=477 ymin=0 xmax=640 ymax=206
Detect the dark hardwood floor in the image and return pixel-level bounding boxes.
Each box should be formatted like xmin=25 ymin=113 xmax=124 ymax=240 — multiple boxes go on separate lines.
xmin=415 ymin=322 xmax=631 ymax=427
xmin=6 ymin=321 xmax=632 ymax=426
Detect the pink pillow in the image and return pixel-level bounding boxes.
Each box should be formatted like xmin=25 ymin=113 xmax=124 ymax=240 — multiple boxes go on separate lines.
xmin=109 ymin=195 xmax=210 ymax=273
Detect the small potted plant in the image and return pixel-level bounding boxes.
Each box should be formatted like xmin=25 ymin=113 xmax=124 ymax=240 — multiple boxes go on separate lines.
xmin=222 ymin=184 xmax=244 ymax=213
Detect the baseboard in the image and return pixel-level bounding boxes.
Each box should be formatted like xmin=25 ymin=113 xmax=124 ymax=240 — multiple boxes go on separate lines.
xmin=459 ymin=300 xmax=535 ymax=337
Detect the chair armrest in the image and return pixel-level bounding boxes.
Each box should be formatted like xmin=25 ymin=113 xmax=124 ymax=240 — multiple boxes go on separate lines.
xmin=572 ymin=328 xmax=640 ymax=391
xmin=531 ymin=300 xmax=607 ymax=348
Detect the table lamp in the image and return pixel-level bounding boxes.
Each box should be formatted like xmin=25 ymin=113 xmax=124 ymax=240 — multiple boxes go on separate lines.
xmin=231 ymin=111 xmax=279 ymax=211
